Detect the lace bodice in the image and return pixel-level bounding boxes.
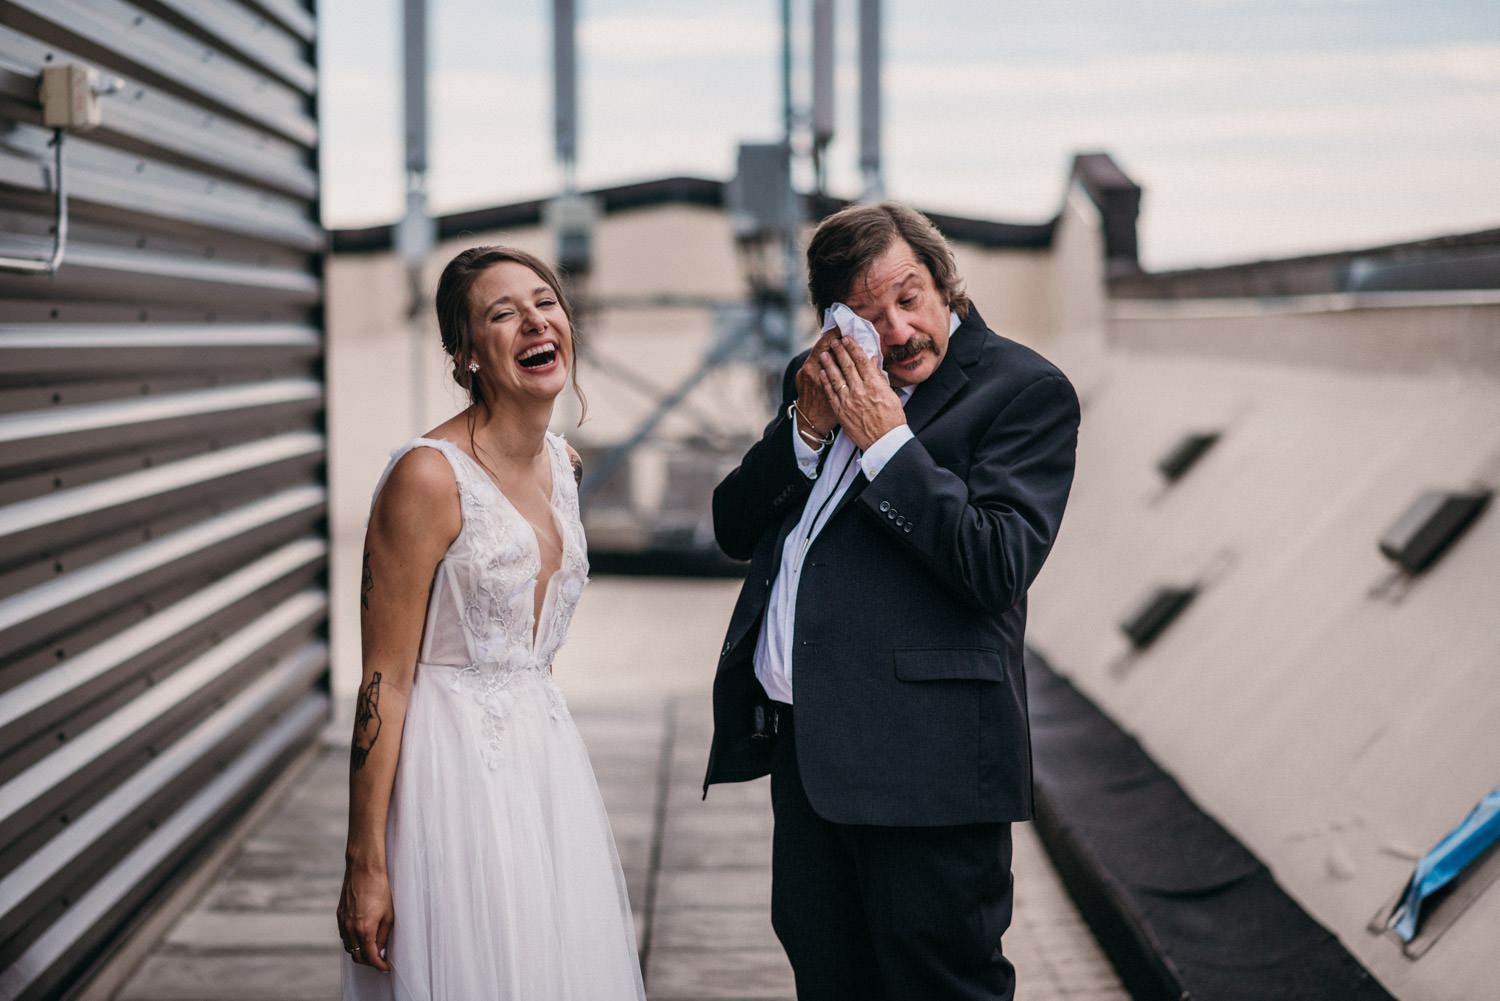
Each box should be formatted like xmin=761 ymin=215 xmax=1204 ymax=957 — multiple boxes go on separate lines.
xmin=374 ymin=433 xmax=589 ymax=766
xmin=350 ymin=432 xmax=645 ymax=1001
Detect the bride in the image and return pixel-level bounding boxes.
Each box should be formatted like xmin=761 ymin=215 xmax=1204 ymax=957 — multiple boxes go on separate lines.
xmin=337 ymin=246 xmax=646 ymax=1000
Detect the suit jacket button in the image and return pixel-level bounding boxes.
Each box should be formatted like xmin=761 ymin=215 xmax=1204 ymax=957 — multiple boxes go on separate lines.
xmin=878 ymin=500 xmax=891 ymax=512
xmin=887 ymin=509 xmax=897 ymax=520
xmin=895 ymin=515 xmax=905 ymax=527
xmin=903 ymin=523 xmax=913 ymax=533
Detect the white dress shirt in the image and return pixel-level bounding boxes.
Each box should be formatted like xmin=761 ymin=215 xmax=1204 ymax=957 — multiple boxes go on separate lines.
xmin=752 ymin=311 xmax=959 ymax=704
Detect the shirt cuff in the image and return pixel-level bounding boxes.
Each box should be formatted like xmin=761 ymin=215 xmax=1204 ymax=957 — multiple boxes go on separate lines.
xmin=860 ymin=424 xmax=913 ymax=480
xmin=792 ymin=423 xmax=825 ymax=478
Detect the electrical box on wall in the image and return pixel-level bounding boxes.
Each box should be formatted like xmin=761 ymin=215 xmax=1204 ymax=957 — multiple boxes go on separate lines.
xmin=729 ymin=142 xmax=792 ymax=241
xmin=547 ymin=192 xmax=598 ymax=277
xmin=39 ymin=64 xmax=104 ymax=131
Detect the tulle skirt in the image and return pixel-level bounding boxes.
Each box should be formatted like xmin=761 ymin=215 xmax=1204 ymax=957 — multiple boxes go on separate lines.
xmin=343 ymin=664 xmax=645 ymax=1001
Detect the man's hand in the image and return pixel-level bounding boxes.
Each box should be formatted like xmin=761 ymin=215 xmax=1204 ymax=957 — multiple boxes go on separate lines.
xmin=818 ymin=337 xmax=906 ymax=451
xmin=793 ymin=326 xmax=844 ymax=445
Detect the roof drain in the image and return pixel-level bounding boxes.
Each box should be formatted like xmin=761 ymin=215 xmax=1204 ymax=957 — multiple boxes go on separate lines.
xmin=1373 ymin=788 xmax=1500 ymax=956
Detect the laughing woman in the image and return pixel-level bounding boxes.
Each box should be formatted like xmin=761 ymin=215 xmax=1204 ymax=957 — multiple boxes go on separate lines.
xmin=337 ymin=246 xmax=645 ymax=1000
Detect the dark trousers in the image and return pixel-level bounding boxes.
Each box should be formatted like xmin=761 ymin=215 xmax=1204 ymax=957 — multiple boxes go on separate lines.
xmin=767 ymin=702 xmax=1017 ymax=1001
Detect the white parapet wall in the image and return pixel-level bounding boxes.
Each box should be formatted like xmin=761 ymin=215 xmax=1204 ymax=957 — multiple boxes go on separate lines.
xmin=1027 ymin=289 xmax=1500 ymax=1001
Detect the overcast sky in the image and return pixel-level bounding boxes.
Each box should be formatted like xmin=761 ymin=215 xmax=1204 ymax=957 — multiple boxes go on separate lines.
xmin=318 ymin=0 xmax=1499 ymax=270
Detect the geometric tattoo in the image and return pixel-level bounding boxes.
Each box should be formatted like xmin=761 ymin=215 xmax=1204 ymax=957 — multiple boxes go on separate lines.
xmin=360 ymin=550 xmax=374 ymax=609
xmin=351 ymin=672 xmax=383 ymax=771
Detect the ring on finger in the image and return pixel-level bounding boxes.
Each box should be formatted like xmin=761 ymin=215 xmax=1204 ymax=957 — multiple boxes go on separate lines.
xmin=838 ymin=383 xmax=848 ymax=393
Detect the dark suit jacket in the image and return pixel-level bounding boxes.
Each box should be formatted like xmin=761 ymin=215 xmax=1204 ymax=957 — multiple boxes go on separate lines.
xmin=702 ymin=306 xmax=1080 ymax=826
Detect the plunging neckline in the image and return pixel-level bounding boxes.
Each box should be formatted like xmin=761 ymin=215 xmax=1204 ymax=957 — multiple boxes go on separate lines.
xmin=439 ymin=437 xmax=565 ymax=656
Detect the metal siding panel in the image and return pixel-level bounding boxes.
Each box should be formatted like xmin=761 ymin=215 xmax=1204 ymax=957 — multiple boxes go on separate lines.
xmin=0 ymin=123 xmax=319 ymax=249
xmin=0 ymin=540 xmax=324 ymax=736
xmin=1 ymin=691 xmax=328 ymax=1001
xmin=0 ymin=323 xmax=322 ymax=376
xmin=0 ymin=643 xmax=326 ymax=947
xmin=0 ymin=0 xmax=325 ymax=995
xmin=0 ymin=591 xmax=326 ymax=832
xmin=0 ymin=124 xmax=321 ymax=249
xmin=0 ymin=24 xmax=316 ymax=199
xmin=150 ymin=0 xmax=316 ymax=92
xmin=0 ymin=242 xmax=322 ymax=308
xmin=242 ymin=0 xmax=315 ymax=42
xmin=0 ymin=431 xmax=323 ymax=539
xmin=7 ymin=0 xmax=316 ymax=143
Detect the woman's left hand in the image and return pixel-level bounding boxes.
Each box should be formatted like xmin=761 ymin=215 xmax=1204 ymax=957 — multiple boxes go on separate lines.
xmin=337 ymin=862 xmax=393 ymax=972
xmin=817 ymin=336 xmax=906 ymax=451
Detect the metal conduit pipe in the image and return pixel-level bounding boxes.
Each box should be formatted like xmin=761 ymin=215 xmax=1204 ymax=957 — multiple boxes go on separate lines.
xmin=0 ymin=129 xmax=67 ymax=275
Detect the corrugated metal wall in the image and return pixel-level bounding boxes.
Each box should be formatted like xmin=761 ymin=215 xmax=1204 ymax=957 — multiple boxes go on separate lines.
xmin=0 ymin=2 xmax=327 ymax=998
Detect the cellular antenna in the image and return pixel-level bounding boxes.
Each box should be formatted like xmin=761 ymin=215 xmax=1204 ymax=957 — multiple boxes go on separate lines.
xmin=811 ymin=0 xmax=835 ymax=194
xmin=858 ymin=0 xmax=883 ymax=201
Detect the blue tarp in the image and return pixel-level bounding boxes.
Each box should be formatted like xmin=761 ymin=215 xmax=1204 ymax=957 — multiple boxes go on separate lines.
xmin=1389 ymin=788 xmax=1500 ymax=942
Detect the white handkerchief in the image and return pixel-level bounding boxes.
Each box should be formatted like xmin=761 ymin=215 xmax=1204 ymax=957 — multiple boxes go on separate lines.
xmin=821 ymin=303 xmax=884 ymax=377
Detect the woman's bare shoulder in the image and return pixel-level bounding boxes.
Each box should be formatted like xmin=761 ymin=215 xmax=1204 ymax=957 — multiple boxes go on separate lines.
xmin=371 ymin=444 xmax=461 ymax=544
xmin=386 ymin=444 xmax=459 ymax=498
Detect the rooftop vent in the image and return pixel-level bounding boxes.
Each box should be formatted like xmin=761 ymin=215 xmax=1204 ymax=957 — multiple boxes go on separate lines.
xmin=1378 ymin=488 xmax=1491 ymax=574
xmin=1157 ymin=432 xmax=1220 ymax=483
xmin=1119 ymin=585 xmax=1197 ymax=649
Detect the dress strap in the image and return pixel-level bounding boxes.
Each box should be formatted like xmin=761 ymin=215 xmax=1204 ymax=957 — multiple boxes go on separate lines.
xmin=369 ymin=436 xmax=469 ymax=513
xmin=545 ymin=431 xmax=577 ymax=500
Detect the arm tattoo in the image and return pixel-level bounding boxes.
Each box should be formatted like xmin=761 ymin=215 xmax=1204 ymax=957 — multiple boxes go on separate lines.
xmin=571 ymin=454 xmax=583 ymax=488
xmin=351 ymin=672 xmax=383 ymax=771
xmin=360 ymin=551 xmax=373 ymax=610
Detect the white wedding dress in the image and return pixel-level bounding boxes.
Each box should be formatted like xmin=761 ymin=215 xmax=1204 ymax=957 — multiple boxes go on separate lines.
xmin=343 ymin=434 xmax=645 ymax=1001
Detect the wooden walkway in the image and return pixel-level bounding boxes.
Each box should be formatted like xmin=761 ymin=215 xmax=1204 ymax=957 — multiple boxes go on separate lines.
xmin=87 ymin=579 xmax=1127 ymax=1000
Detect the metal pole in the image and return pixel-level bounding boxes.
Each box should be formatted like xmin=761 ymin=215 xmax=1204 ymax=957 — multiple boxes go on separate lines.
xmin=781 ymin=0 xmax=794 ymax=142
xmin=781 ymin=0 xmax=801 ymax=359
xmin=811 ymin=0 xmax=834 ymax=194
xmin=553 ymin=0 xmax=577 ymax=194
xmin=399 ymin=0 xmax=432 ymax=427
xmin=858 ymin=0 xmax=883 ymax=201
xmin=402 ymin=0 xmax=427 ymax=187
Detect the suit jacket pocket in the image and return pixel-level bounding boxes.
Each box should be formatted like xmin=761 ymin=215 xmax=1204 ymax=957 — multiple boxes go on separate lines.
xmin=893 ymin=647 xmax=1006 ymax=682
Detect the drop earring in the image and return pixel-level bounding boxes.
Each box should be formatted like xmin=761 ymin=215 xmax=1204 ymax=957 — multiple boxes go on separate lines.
xmin=467 ymin=361 xmax=480 ymax=373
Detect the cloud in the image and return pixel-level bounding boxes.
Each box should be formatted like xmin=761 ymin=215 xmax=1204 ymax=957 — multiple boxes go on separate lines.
xmin=579 ymin=13 xmax=776 ymax=60
xmin=887 ymin=42 xmax=1500 ymax=99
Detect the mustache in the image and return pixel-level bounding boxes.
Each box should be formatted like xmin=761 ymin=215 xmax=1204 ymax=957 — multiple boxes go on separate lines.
xmin=884 ymin=336 xmax=936 ymax=365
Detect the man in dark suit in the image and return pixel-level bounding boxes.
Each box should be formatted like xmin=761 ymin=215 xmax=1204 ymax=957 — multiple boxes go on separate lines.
xmin=703 ymin=202 xmax=1080 ymax=1000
